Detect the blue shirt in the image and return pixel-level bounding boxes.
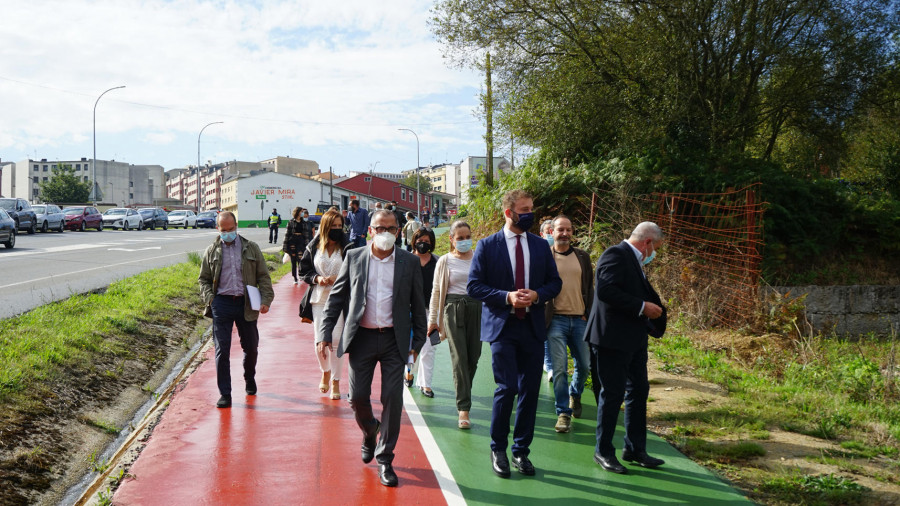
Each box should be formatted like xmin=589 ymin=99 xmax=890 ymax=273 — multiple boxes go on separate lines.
xmin=348 ymin=207 xmax=369 ymax=240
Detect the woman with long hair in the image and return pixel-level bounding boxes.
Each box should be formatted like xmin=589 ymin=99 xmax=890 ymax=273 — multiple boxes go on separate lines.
xmin=405 ymin=227 xmax=439 ymax=396
xmin=284 ymin=207 xmax=313 ymax=285
xmin=298 ymin=209 xmax=350 ymax=399
xmin=428 ymin=220 xmax=482 ymax=428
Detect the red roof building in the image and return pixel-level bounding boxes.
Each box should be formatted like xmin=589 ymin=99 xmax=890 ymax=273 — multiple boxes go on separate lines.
xmin=335 ymin=173 xmax=431 ymax=213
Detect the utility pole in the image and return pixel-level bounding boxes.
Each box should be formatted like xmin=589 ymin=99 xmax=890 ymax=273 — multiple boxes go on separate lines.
xmin=485 ymin=52 xmax=494 ymax=187
xmin=329 ymin=165 xmax=334 ymax=206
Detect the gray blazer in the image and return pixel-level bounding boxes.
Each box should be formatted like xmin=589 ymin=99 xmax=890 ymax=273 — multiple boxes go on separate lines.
xmin=320 ymin=245 xmax=427 ymax=360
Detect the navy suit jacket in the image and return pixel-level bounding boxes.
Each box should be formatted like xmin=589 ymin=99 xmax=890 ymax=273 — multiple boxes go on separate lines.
xmin=467 ymin=229 xmax=562 ymax=342
xmin=584 ymin=241 xmax=667 ymax=352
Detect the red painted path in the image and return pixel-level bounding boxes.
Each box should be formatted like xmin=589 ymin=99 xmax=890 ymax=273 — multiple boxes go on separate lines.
xmin=114 ymin=275 xmax=446 ymax=505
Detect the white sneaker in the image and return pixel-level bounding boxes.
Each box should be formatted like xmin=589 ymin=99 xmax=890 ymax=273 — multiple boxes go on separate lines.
xmin=293 ymin=280 xmax=298 ymax=285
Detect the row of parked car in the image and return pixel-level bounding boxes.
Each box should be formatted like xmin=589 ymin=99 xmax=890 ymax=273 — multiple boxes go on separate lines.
xmin=0 ymin=197 xmax=219 ymax=250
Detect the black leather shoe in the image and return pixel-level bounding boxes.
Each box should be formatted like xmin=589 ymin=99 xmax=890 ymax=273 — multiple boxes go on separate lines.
xmin=421 ymin=388 xmax=434 ymax=398
xmin=491 ymin=450 xmax=511 ymax=478
xmin=404 ymin=375 xmax=414 ymax=388
xmin=622 ymin=449 xmax=665 ymax=468
xmin=594 ymin=452 xmax=627 ymax=474
xmin=361 ymin=420 xmax=381 ymax=464
xmin=246 ymin=378 xmax=257 ymax=396
xmin=378 ymin=464 xmax=398 ymax=487
xmin=216 ymin=395 xmax=232 ymax=408
xmin=511 ymin=454 xmax=536 ymax=476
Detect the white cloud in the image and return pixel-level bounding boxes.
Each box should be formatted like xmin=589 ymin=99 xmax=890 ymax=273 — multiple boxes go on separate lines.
xmin=0 ymin=0 xmax=485 ymax=170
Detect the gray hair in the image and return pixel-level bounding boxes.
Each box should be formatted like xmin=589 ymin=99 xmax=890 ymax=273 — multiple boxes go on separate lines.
xmin=540 ymin=219 xmax=553 ymax=233
xmin=629 ymin=222 xmax=663 ymax=241
xmin=370 ymin=209 xmax=397 ymax=225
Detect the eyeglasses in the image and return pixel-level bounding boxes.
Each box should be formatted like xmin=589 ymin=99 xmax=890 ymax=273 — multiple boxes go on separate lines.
xmin=373 ymin=226 xmax=399 ymax=234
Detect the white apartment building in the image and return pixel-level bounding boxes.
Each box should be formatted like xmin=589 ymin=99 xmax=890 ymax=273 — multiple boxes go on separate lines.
xmin=1 ymin=157 xmax=165 ymax=205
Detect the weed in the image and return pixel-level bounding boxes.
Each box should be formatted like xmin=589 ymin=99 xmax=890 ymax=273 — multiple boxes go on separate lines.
xmin=684 ymin=438 xmax=765 ymax=463
xmin=109 ymin=468 xmax=130 ymax=487
xmin=761 ymin=473 xmax=868 ymax=505
xmin=87 ymin=451 xmax=110 ymax=473
xmin=186 ymin=251 xmax=202 ymax=266
xmin=83 ymin=416 xmax=121 ymax=435
xmin=13 ymin=446 xmax=50 ymax=472
xmin=97 ymin=487 xmax=113 ymax=506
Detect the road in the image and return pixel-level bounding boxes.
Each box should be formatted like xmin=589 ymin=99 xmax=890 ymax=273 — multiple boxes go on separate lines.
xmin=0 ymin=226 xmax=276 ymax=320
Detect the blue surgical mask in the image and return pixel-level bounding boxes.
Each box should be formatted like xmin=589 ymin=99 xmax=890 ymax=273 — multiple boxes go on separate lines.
xmin=455 ymin=239 xmax=473 ymax=253
xmin=545 ymin=236 xmax=554 ymax=246
xmin=642 ymin=246 xmax=656 ymax=265
xmin=514 ymin=211 xmax=535 ymax=231
xmin=220 ymin=231 xmax=237 ymax=243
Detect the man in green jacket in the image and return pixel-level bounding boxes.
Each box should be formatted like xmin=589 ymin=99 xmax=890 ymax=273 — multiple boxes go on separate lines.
xmin=199 ymin=211 xmax=275 ymax=408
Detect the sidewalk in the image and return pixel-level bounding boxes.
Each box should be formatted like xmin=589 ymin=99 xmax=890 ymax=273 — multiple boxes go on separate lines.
xmin=113 ymin=272 xmax=752 ymax=505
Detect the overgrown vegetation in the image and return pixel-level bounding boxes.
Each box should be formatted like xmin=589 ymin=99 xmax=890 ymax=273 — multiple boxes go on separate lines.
xmin=650 ymin=324 xmax=900 ymax=504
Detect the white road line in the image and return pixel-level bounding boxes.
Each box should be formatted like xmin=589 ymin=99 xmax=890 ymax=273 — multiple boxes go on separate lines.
xmin=403 ymin=387 xmax=466 ymax=505
xmin=0 ymin=252 xmax=192 ymax=290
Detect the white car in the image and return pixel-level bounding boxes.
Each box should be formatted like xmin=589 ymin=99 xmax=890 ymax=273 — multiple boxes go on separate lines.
xmin=168 ymin=210 xmax=197 ymax=229
xmin=102 ymin=208 xmax=143 ymax=230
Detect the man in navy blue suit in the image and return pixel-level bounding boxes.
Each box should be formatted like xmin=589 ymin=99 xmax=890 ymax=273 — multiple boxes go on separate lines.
xmin=468 ymin=190 xmax=562 ymax=478
xmin=585 ymin=222 xmax=668 ymax=474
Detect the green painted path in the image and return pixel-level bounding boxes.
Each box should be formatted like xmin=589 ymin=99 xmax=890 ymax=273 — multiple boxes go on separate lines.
xmin=406 ymin=342 xmax=753 ymax=505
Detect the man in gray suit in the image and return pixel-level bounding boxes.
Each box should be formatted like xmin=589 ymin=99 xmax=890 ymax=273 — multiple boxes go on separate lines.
xmin=318 ymin=209 xmax=427 ymax=487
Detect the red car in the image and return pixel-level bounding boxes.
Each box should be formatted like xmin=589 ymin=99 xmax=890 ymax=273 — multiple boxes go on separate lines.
xmin=62 ymin=206 xmax=104 ymax=232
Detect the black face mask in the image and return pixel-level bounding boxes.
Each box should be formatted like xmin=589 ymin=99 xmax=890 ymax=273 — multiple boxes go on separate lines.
xmin=327 ymin=229 xmax=343 ymax=242
xmin=415 ymin=241 xmax=433 ymax=253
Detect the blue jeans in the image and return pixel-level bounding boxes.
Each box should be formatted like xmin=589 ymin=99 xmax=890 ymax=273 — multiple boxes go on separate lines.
xmin=543 ymin=342 xmax=552 ymax=373
xmin=350 ymin=236 xmax=366 ymax=249
xmin=547 ymin=315 xmax=589 ymax=416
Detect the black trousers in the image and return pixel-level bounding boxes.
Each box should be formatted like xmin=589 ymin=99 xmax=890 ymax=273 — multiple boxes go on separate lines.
xmin=269 ymin=224 xmax=279 ymax=243
xmin=211 ymin=295 xmax=259 ymax=396
xmin=347 ymin=327 xmax=405 ymax=465
xmin=593 ymin=344 xmax=650 ymax=457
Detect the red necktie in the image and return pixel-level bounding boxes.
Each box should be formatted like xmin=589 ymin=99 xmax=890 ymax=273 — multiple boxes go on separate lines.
xmin=515 ymin=235 xmax=525 ymax=319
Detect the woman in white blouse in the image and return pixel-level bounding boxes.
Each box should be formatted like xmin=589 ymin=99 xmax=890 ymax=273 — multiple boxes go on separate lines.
xmin=298 ymin=210 xmax=349 ymax=400
xmin=427 ymin=220 xmax=482 ymax=428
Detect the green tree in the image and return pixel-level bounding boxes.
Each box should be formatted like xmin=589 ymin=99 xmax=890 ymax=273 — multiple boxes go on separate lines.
xmin=432 ymin=0 xmax=895 ymax=164
xmin=39 ymin=164 xmax=92 ymax=203
xmin=400 ymin=174 xmax=433 ymax=193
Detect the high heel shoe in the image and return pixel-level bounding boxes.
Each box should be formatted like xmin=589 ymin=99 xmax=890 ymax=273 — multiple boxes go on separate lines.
xmin=319 ymin=370 xmax=331 ymax=393
xmin=330 ymin=379 xmax=341 ymax=400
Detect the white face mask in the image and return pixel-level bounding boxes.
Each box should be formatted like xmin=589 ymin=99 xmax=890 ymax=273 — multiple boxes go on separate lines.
xmin=373 ymin=232 xmax=395 ymax=251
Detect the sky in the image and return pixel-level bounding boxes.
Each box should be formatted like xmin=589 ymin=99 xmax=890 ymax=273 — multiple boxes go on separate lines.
xmin=0 ymin=0 xmax=490 ymax=177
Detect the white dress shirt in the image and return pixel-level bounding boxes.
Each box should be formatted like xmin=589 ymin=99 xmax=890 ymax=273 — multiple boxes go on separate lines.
xmin=503 ymin=225 xmax=530 ymax=289
xmin=360 ymin=244 xmax=395 ymax=328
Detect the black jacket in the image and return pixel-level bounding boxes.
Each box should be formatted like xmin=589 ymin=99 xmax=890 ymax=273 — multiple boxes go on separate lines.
xmin=297 ymin=234 xmax=351 ymax=321
xmin=583 ymin=241 xmax=667 ymax=352
xmin=283 ymin=219 xmax=313 ymax=255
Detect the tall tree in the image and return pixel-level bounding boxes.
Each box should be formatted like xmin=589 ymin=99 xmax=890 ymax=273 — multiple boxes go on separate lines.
xmin=400 ymin=174 xmax=433 ymax=194
xmin=39 ymin=165 xmax=92 ymax=203
xmin=432 ymin=0 xmax=896 ymax=164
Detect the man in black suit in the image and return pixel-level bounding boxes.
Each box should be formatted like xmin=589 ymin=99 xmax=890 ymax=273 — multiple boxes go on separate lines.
xmin=584 ymin=222 xmax=667 ymax=474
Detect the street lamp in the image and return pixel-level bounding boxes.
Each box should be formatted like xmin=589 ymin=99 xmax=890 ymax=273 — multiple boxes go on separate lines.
xmin=93 ymin=85 xmax=126 ymax=204
xmin=398 ymin=128 xmax=420 ymax=222
xmin=197 ymin=122 xmax=224 ymax=212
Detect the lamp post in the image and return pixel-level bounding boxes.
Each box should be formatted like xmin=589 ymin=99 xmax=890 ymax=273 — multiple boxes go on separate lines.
xmin=398 ymin=128 xmax=420 ymax=221
xmin=368 ymin=160 xmax=380 ymax=199
xmin=197 ymin=122 xmax=224 ymax=212
xmin=92 ymin=85 xmax=125 ymax=204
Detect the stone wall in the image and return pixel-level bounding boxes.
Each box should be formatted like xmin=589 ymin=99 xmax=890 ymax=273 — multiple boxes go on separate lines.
xmin=772 ymin=286 xmax=900 ymax=336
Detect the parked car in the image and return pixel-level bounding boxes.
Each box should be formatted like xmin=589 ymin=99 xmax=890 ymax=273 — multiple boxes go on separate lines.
xmin=138 ymin=208 xmax=168 ymax=230
xmin=62 ymin=206 xmax=103 ymax=231
xmin=0 ymin=209 xmax=16 ymax=249
xmin=102 ymin=208 xmax=143 ymax=230
xmin=0 ymin=198 xmax=37 ymax=235
xmin=168 ymin=210 xmax=198 ymax=229
xmin=32 ymin=204 xmax=66 ymax=233
xmin=196 ymin=210 xmax=218 ymax=228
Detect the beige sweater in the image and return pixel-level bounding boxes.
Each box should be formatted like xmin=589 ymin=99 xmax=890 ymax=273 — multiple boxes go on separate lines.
xmin=427 ymin=253 xmax=472 ymax=338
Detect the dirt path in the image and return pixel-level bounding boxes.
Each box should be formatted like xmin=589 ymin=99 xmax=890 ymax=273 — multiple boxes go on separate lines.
xmin=646 ymin=357 xmax=900 ymax=505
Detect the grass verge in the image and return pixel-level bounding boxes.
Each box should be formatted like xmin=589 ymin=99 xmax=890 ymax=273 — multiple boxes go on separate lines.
xmin=650 ymin=325 xmax=900 ymax=504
